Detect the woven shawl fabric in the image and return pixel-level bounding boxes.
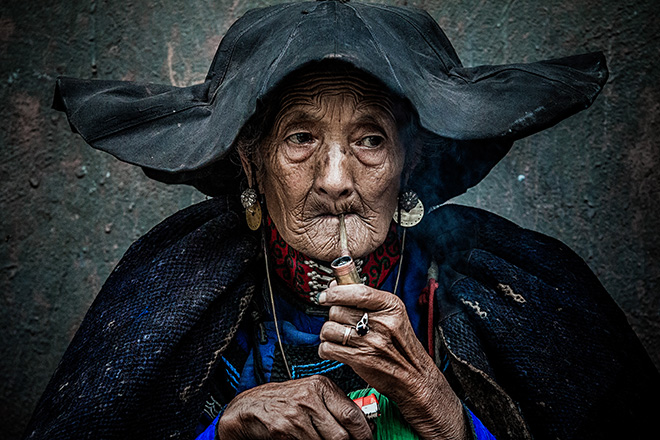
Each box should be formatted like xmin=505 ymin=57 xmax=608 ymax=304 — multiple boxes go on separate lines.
xmin=411 ymin=205 xmax=660 ymax=439
xmin=24 ymin=199 xmax=659 ymax=439
xmin=23 ymin=198 xmax=260 ymax=439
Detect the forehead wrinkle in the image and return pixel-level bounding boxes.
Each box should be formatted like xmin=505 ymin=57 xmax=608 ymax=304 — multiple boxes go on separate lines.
xmin=275 ymin=71 xmax=394 ymax=119
xmin=273 ymin=107 xmax=323 ymax=136
xmin=352 ymin=104 xmax=397 ymax=134
xmin=272 ymin=97 xmax=328 ymax=140
xmin=355 ymin=98 xmax=396 ymax=124
xmin=275 ymin=94 xmax=394 ymax=136
xmin=274 ymin=94 xmax=356 ymax=136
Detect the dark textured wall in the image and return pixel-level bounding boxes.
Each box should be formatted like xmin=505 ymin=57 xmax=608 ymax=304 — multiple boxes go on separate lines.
xmin=1 ymin=0 xmax=658 ymax=438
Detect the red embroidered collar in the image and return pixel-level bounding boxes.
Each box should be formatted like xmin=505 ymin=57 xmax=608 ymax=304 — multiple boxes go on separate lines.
xmin=265 ymin=216 xmax=401 ymax=304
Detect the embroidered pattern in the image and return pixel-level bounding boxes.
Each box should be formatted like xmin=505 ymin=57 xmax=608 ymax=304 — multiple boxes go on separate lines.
xmin=461 ymin=298 xmax=488 ymax=318
xmin=222 ymin=356 xmax=240 ymax=390
xmin=292 ymin=359 xmax=344 ymax=379
xmin=497 ymin=283 xmax=526 ymax=303
xmin=203 ymin=394 xmax=224 ymax=420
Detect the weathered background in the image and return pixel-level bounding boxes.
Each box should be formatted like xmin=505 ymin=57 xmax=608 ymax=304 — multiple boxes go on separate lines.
xmin=1 ymin=0 xmax=658 ymax=438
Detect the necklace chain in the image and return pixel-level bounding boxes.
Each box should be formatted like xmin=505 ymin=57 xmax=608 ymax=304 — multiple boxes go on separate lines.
xmin=263 ymin=228 xmax=407 ymax=382
xmin=263 ymin=235 xmax=293 ymax=380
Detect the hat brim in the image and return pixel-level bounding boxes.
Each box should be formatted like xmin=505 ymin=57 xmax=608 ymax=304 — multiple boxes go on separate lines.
xmin=53 ymin=0 xmax=607 ymax=202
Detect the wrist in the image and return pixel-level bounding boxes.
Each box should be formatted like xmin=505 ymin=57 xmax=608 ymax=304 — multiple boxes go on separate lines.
xmin=396 ymin=365 xmax=467 ymax=440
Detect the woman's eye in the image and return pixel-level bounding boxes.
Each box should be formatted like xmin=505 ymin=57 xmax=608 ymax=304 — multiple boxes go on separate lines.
xmin=357 ymin=135 xmax=384 ymax=148
xmin=286 ymin=132 xmax=314 ymax=145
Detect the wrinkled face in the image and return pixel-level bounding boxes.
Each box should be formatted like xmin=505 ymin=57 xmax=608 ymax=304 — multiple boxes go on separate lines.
xmin=254 ymin=74 xmax=405 ymax=262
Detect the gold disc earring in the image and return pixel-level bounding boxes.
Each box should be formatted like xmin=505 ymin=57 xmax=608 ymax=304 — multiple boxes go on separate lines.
xmin=393 ymin=189 xmax=424 ymax=227
xmin=241 ymin=188 xmax=262 ymax=231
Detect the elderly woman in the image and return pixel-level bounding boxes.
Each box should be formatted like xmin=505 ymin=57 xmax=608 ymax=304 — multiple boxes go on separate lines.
xmin=24 ymin=1 xmax=658 ymax=440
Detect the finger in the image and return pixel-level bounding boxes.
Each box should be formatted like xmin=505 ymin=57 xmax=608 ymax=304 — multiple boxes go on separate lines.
xmin=319 ymin=378 xmax=373 ymax=440
xmin=218 ymin=396 xmax=321 ymax=440
xmin=296 ymin=418 xmax=324 ymax=440
xmin=319 ymin=284 xmax=398 ymax=311
xmin=319 ymin=334 xmax=421 ymax=394
xmin=328 ymin=305 xmax=365 ymax=325
xmin=310 ymin=410 xmax=351 ymax=440
xmin=319 ymin=332 xmax=392 ymax=366
xmin=320 ymin=321 xmax=362 ymax=347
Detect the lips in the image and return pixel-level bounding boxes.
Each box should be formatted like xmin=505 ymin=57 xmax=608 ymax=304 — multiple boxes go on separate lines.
xmin=314 ymin=212 xmax=360 ymax=222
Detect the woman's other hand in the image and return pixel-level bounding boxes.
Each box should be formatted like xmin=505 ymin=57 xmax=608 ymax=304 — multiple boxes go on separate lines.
xmin=216 ymin=375 xmax=373 ymax=440
xmin=318 ymin=284 xmax=467 ymax=440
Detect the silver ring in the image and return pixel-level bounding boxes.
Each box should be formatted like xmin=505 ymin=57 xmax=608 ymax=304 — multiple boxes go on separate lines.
xmin=355 ymin=312 xmax=369 ymax=336
xmin=342 ymin=326 xmax=352 ymax=346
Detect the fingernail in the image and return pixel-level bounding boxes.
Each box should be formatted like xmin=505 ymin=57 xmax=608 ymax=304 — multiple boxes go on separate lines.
xmin=317 ymin=291 xmax=327 ymax=304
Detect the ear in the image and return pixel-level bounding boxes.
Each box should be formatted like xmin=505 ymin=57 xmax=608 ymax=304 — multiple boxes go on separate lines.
xmin=238 ymin=150 xmax=254 ymax=188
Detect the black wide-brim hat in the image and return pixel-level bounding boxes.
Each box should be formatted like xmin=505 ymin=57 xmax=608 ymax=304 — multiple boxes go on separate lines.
xmin=53 ymin=0 xmax=607 ymax=207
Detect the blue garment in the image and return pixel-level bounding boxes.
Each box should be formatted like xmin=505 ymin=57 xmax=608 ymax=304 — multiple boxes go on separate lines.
xmin=467 ymin=407 xmax=497 ymax=440
xmin=196 ymin=416 xmax=219 ymax=440
xmin=196 ymin=237 xmax=495 ymax=439
xmin=28 ymin=199 xmax=659 ymax=439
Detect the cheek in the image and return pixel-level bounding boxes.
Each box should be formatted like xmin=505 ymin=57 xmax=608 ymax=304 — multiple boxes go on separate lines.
xmin=370 ymin=157 xmax=403 ymax=224
xmin=373 ymin=175 xmax=400 ymax=231
xmin=357 ymin=156 xmax=402 ymax=208
xmin=260 ymin=156 xmax=311 ymax=221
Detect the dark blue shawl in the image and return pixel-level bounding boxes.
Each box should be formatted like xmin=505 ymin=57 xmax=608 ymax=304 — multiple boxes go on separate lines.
xmin=24 ymin=198 xmax=658 ymax=439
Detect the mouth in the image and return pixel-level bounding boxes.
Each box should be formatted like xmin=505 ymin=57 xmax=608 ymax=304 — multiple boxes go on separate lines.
xmin=315 ymin=212 xmax=359 ymax=222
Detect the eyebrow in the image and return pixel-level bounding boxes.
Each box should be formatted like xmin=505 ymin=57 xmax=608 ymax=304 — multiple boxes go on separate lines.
xmin=272 ymin=108 xmax=323 ymax=135
xmin=278 ymin=109 xmax=322 ymax=124
xmin=272 ymin=103 xmax=397 ymax=136
xmin=351 ymin=113 xmax=394 ymax=136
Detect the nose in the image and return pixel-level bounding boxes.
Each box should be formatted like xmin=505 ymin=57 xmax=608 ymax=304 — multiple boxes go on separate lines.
xmin=314 ymin=141 xmax=354 ymax=201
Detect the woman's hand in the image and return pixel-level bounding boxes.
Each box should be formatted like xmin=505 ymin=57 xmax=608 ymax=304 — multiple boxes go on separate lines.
xmin=317 ymin=284 xmax=467 ymax=440
xmin=216 ymin=375 xmax=373 ymax=440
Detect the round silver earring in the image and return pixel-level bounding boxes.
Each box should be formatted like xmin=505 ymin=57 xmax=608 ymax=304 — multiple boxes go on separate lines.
xmin=393 ymin=189 xmax=424 ymax=227
xmin=241 ymin=188 xmax=262 ymax=231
